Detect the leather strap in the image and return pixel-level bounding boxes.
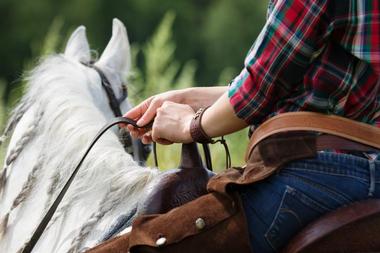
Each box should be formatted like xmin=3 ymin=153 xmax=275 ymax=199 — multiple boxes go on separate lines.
xmin=190 ymin=107 xmax=213 ymax=143
xmin=246 ymin=112 xmax=380 ymax=161
xmin=202 ymin=143 xmax=213 ymax=171
xmin=86 ymin=64 xmax=127 ymax=118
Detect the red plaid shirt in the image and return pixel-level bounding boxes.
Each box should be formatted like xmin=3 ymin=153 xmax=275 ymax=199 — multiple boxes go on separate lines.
xmin=229 ymin=0 xmax=380 ymax=127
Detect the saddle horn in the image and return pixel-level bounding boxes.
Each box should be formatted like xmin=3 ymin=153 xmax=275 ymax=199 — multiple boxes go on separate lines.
xmin=139 ymin=142 xmax=215 ymax=215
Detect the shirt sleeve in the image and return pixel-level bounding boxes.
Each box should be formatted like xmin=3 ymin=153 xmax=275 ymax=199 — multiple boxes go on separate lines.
xmin=229 ymin=0 xmax=330 ymax=125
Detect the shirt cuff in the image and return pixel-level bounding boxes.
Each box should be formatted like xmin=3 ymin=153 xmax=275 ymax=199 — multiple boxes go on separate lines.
xmin=228 ymin=68 xmax=253 ymax=124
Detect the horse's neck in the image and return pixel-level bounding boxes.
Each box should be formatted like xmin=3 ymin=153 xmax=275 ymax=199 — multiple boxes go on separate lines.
xmin=0 ymin=55 xmax=157 ymax=253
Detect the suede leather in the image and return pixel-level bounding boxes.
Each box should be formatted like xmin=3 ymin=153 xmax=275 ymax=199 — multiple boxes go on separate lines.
xmin=87 ymin=192 xmax=252 ymax=253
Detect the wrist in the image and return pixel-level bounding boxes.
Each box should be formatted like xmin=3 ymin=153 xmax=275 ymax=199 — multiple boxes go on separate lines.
xmin=198 ymin=92 xmax=248 ymax=138
xmin=183 ymin=120 xmax=193 ymax=143
xmin=180 ymin=87 xmax=195 ymax=106
xmin=190 ymin=107 xmax=213 ymax=143
xmin=182 ymin=87 xmax=228 ymax=111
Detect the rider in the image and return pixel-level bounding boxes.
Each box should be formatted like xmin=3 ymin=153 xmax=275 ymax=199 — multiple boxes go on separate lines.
xmin=125 ymin=0 xmax=380 ymax=252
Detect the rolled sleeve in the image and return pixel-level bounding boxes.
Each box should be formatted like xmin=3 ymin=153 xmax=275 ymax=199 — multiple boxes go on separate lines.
xmin=229 ymin=0 xmax=330 ymax=125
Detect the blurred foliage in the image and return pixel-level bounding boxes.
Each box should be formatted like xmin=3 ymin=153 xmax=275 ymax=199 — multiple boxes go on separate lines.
xmin=0 ymin=0 xmax=267 ymax=100
xmin=0 ymin=0 xmax=268 ymax=168
xmin=0 ymin=79 xmax=5 ymax=128
xmin=129 ymin=12 xmax=196 ymax=104
xmin=0 ymin=79 xmax=6 ymax=164
xmin=40 ymin=17 xmax=65 ymax=55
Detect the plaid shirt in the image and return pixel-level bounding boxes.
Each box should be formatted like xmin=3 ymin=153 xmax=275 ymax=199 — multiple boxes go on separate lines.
xmin=229 ymin=0 xmax=380 ymax=127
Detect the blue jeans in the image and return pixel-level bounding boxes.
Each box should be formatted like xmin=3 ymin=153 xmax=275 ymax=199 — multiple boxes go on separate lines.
xmin=238 ymin=152 xmax=380 ymax=252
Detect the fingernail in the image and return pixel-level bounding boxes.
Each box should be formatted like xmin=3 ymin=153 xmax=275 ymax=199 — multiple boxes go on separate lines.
xmin=137 ymin=119 xmax=144 ymax=126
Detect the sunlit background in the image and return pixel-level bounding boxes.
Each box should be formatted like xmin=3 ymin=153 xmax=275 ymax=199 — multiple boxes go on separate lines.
xmin=0 ymin=0 xmax=268 ymax=169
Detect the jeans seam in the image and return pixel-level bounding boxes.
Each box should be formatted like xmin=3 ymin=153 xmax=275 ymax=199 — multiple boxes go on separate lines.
xmin=368 ymin=159 xmax=376 ymax=197
xmin=281 ymin=171 xmax=353 ymax=204
xmin=264 ymin=186 xmax=291 ymax=251
xmin=285 ymin=167 xmax=368 ymax=184
xmin=264 ymin=185 xmax=331 ymax=251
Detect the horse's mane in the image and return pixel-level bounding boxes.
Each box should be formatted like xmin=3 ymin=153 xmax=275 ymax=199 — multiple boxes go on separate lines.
xmin=0 ymin=36 xmax=157 ymax=252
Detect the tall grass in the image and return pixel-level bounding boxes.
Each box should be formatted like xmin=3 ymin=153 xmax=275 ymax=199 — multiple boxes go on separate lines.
xmin=128 ymin=11 xmax=197 ymax=104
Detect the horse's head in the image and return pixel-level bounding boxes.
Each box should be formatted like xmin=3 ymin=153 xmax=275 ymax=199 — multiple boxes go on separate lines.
xmin=64 ymin=18 xmax=131 ymax=113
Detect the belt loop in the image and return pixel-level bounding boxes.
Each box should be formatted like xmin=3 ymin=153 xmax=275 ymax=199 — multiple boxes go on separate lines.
xmin=368 ymin=159 xmax=376 ymax=197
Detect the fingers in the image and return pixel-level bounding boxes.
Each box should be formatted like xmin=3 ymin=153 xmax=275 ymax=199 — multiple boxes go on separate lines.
xmin=123 ymin=97 xmax=154 ymax=138
xmin=142 ymin=132 xmax=153 ymax=144
xmin=136 ymin=98 xmax=162 ymax=127
xmin=124 ymin=97 xmax=152 ymax=120
xmin=140 ymin=132 xmax=173 ymax=145
xmin=123 ymin=96 xmax=161 ymax=128
xmin=156 ymin=138 xmax=173 ymax=145
xmin=123 ymin=97 xmax=183 ymax=144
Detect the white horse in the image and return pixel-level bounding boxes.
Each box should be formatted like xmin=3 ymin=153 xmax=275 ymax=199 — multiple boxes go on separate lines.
xmin=0 ymin=19 xmax=159 ymax=253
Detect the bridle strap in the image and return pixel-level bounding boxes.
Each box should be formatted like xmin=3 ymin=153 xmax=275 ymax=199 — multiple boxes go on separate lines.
xmin=88 ymin=64 xmax=126 ymax=117
xmin=22 ymin=117 xmax=151 ymax=253
xmin=85 ymin=63 xmax=150 ymax=164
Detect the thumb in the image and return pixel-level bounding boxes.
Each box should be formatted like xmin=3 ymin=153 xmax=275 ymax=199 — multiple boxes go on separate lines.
xmin=124 ymin=97 xmax=152 ymax=120
xmin=137 ymin=99 xmax=160 ymax=127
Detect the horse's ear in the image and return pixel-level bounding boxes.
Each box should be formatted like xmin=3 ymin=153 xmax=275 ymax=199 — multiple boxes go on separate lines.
xmin=95 ymin=18 xmax=131 ymax=76
xmin=64 ymin=26 xmax=91 ymax=63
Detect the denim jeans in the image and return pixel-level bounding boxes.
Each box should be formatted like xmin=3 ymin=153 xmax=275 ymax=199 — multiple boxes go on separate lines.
xmin=238 ymin=151 xmax=380 ymax=252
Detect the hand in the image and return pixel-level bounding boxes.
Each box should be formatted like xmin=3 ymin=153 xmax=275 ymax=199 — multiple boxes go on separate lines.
xmin=123 ymin=90 xmax=185 ymax=140
xmin=123 ymin=87 xmax=228 ymax=139
xmin=146 ymin=101 xmax=194 ymax=145
xmin=123 ymin=86 xmax=229 ymax=144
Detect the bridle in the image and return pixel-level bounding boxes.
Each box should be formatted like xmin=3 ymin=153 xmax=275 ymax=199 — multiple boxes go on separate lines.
xmin=85 ymin=63 xmax=152 ymax=164
xmin=86 ymin=63 xmax=133 ymax=151
xmin=88 ymin=64 xmax=128 ymax=117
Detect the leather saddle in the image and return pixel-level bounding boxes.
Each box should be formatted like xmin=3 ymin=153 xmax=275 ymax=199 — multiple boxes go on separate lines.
xmin=138 ymin=142 xmax=214 ymax=215
xmin=139 ymin=142 xmax=380 ymax=252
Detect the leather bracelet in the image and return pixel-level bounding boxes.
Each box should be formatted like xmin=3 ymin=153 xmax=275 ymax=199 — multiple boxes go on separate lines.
xmin=190 ymin=106 xmax=213 ymax=143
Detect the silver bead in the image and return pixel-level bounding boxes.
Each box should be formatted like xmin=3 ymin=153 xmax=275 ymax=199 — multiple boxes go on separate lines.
xmin=195 ymin=218 xmax=206 ymax=230
xmin=156 ymin=237 xmax=167 ymax=247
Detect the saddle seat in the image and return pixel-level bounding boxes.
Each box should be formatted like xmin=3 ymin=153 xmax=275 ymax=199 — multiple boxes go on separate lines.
xmin=283 ymin=199 xmax=380 ymax=253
